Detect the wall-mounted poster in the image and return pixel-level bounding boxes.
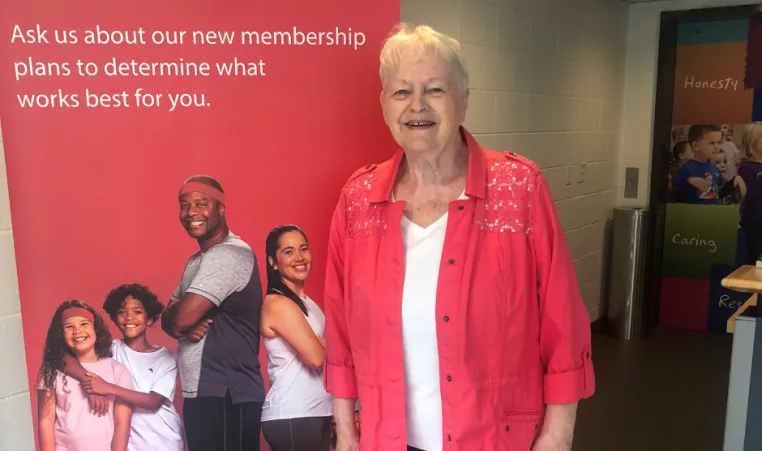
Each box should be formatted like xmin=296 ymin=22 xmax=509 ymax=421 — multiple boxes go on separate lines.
xmin=661 ymin=203 xmax=740 ymax=280
xmin=672 ymin=20 xmax=754 ymax=126
xmin=0 ymin=0 xmax=400 ymax=449
xmin=660 ymin=17 xmax=761 ymax=333
xmin=667 ymin=18 xmax=762 ymax=207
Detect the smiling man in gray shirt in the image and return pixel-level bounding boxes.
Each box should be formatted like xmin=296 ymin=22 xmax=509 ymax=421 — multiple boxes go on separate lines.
xmin=161 ymin=174 xmax=265 ymax=451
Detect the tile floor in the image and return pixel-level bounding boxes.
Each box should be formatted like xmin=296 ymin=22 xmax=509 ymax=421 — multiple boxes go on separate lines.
xmin=573 ymin=327 xmax=734 ymax=451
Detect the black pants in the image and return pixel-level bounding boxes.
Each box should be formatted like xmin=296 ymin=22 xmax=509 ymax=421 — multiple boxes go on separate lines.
xmin=183 ymin=393 xmax=263 ymax=451
xmin=743 ymin=219 xmax=762 ymax=265
xmin=261 ymin=416 xmax=332 ymax=451
xmin=408 ymin=447 xmax=425 ymax=451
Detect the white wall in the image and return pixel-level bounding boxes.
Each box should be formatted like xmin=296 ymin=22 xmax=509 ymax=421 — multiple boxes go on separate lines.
xmin=403 ymin=0 xmax=629 ymax=321
xmin=619 ymin=0 xmax=761 ymax=206
xmin=0 ymin=124 xmax=35 ymax=450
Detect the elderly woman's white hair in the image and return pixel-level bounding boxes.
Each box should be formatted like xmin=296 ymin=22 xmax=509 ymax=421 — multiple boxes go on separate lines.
xmin=379 ymin=23 xmax=470 ymax=94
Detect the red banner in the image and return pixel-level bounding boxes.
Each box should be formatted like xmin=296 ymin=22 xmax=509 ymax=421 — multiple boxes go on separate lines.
xmin=0 ymin=1 xmax=399 ymax=449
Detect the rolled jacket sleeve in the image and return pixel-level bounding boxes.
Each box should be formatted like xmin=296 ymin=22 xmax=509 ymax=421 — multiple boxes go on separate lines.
xmin=323 ymin=191 xmax=358 ymax=399
xmin=530 ymin=172 xmax=596 ymax=405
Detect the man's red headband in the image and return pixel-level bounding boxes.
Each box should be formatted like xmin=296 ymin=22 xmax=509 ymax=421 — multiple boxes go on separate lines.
xmin=179 ymin=182 xmax=226 ymax=205
xmin=61 ymin=307 xmax=94 ymax=323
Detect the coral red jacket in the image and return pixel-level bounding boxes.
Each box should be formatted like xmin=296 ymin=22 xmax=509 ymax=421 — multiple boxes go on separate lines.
xmin=323 ymin=129 xmax=595 ymax=450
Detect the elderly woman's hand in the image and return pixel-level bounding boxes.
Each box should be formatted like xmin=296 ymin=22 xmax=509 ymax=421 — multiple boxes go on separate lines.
xmin=336 ymin=436 xmax=360 ymax=451
xmin=531 ymin=402 xmax=576 ymax=450
xmin=531 ymin=432 xmax=572 ymax=451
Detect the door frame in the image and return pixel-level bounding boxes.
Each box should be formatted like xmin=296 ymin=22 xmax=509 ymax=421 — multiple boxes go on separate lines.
xmin=645 ymin=4 xmax=760 ymax=336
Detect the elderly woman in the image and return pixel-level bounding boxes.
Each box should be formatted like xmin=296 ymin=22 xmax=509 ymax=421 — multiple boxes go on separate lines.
xmin=323 ymin=24 xmax=595 ymax=451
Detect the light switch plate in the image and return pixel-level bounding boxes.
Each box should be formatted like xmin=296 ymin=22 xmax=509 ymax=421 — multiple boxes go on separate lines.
xmin=578 ymin=163 xmax=587 ymax=184
xmin=624 ymin=167 xmax=638 ymax=199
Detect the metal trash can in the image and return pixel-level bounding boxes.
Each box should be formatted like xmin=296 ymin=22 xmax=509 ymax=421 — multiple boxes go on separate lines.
xmin=606 ymin=207 xmax=651 ymax=341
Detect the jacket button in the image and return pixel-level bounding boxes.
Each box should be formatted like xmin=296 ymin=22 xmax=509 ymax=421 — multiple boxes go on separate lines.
xmin=443 ymin=316 xmax=450 ymax=322
xmin=447 ymin=434 xmax=452 ymax=442
xmin=446 ymin=375 xmax=452 ymax=382
xmin=586 ymin=352 xmax=590 ymax=359
xmin=448 ymin=258 xmax=455 ymax=264
xmin=458 ymin=205 xmax=464 ymax=210
xmin=505 ymin=425 xmax=510 ymax=432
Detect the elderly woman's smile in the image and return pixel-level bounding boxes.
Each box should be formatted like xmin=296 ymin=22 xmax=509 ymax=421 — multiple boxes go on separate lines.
xmin=404 ymin=119 xmax=435 ymax=129
xmin=382 ymin=53 xmax=468 ymax=156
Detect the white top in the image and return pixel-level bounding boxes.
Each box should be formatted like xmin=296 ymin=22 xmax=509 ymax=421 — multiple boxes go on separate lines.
xmin=110 ymin=339 xmax=185 ymax=451
xmin=399 ymin=191 xmax=467 ymax=450
xmin=261 ymin=295 xmax=333 ymax=421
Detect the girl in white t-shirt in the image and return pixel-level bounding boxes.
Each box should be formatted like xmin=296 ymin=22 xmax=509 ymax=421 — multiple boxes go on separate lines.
xmin=63 ymin=284 xmax=185 ymax=451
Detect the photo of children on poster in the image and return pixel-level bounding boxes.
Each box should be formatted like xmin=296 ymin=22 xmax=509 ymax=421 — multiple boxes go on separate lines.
xmin=668 ymin=123 xmax=747 ymax=205
xmin=666 ymin=122 xmax=762 ymax=265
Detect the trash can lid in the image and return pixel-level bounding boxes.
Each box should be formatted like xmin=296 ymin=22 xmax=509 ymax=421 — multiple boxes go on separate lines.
xmin=614 ymin=206 xmax=649 ymax=212
xmin=613 ymin=206 xmax=651 ymax=216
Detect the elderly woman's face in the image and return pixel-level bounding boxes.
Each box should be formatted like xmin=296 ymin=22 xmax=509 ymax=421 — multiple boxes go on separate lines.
xmin=381 ymin=54 xmax=468 ymax=154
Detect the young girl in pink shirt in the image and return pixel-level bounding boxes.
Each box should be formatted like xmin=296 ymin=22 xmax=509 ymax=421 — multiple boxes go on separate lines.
xmin=36 ymin=300 xmax=134 ymax=451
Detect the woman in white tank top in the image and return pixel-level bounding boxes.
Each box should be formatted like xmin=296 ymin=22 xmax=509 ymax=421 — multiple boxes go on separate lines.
xmin=260 ymin=225 xmax=333 ymax=451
